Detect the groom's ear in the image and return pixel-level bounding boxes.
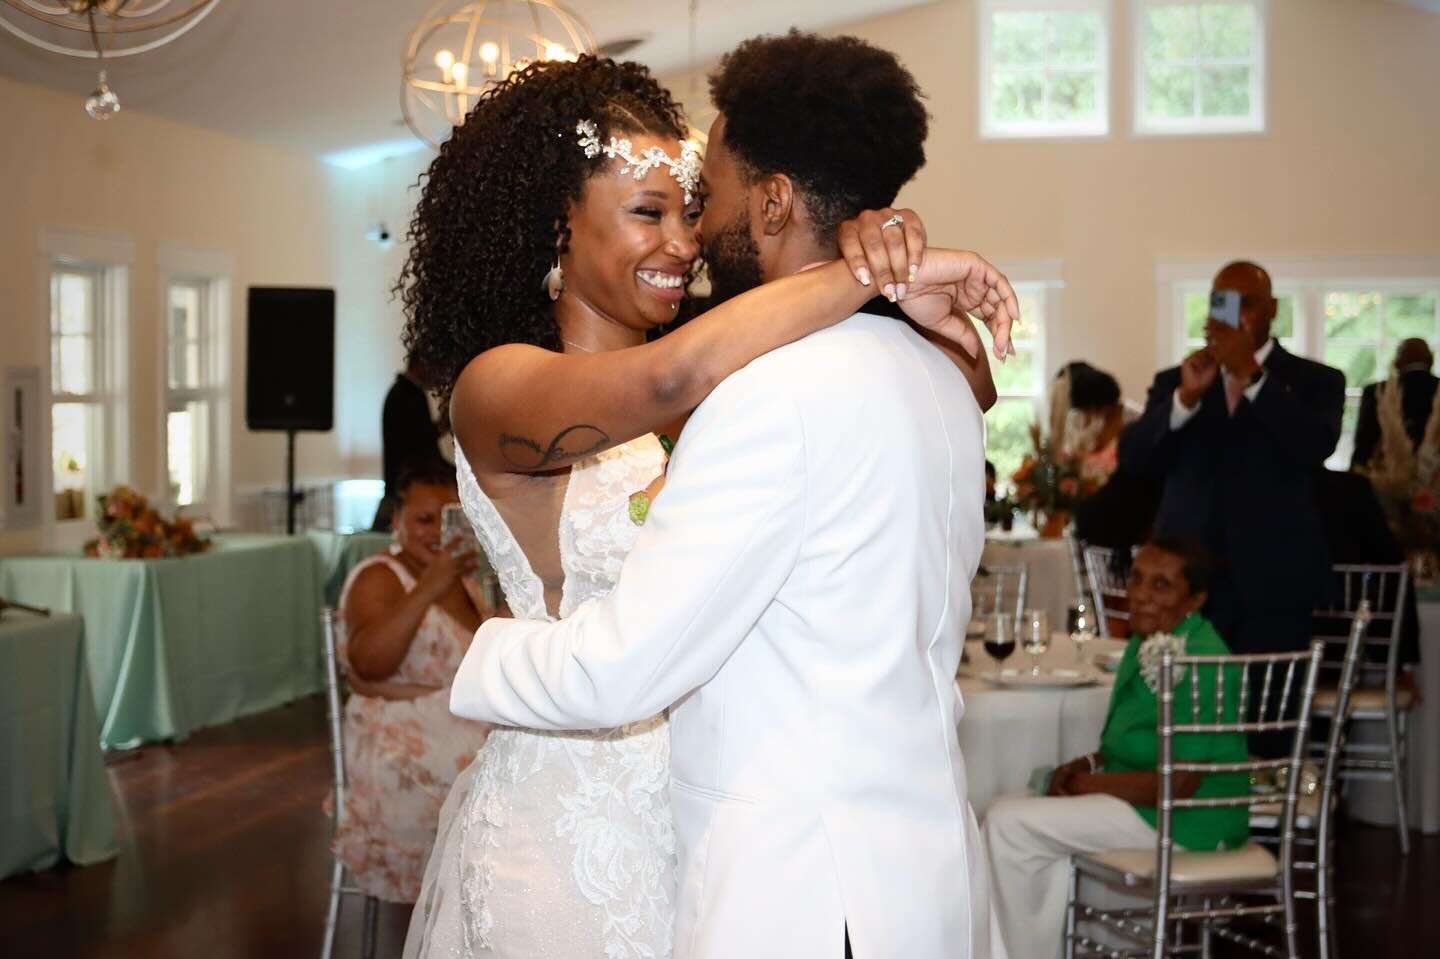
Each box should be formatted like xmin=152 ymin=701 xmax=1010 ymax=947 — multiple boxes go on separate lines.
xmin=758 ymin=173 xmax=795 ymax=237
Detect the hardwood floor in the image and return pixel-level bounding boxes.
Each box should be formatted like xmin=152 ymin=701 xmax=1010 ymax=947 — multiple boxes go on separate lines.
xmin=1 ymin=696 xmax=1434 ymax=957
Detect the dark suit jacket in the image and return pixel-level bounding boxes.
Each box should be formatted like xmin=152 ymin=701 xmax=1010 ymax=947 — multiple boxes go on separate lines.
xmin=1119 ymin=344 xmax=1346 ymax=635
xmin=1350 ymin=369 xmax=1439 ymax=470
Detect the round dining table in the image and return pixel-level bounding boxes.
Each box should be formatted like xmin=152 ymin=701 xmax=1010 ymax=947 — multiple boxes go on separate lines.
xmin=955 ymin=634 xmax=1127 ymax=813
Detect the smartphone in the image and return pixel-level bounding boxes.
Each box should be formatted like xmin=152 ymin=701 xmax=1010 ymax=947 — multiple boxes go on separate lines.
xmin=441 ymin=503 xmax=479 ymax=557
xmin=1208 ymin=288 xmax=1242 ymax=328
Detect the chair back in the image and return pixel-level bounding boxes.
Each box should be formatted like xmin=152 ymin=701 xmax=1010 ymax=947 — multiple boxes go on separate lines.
xmin=1313 ymin=563 xmax=1409 ymax=701
xmin=974 ymin=562 xmax=1028 ymax=621
xmin=1067 ymin=536 xmax=1096 ymax=617
xmin=1083 ymin=545 xmax=1131 ymax=637
xmin=321 ymin=607 xmax=348 ymax=817
xmin=1152 ymin=642 xmax=1324 ymax=956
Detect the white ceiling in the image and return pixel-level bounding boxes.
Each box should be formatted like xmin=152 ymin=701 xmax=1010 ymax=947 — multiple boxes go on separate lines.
xmin=0 ymin=0 xmax=932 ymax=160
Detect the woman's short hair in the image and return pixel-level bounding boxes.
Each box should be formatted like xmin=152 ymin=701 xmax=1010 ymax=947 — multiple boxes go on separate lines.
xmin=1144 ymin=537 xmax=1213 ymax=595
xmin=395 ymin=458 xmax=457 ymax=500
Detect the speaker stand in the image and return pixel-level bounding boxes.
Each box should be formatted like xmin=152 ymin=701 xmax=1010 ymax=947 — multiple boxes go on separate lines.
xmin=285 ymin=428 xmax=305 ymax=535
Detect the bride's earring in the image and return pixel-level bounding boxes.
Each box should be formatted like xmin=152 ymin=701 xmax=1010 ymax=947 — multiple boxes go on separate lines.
xmin=541 ymin=258 xmax=565 ymax=302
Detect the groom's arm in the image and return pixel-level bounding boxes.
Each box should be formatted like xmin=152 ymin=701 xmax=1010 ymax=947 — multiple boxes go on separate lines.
xmin=450 ymin=360 xmax=807 ymax=729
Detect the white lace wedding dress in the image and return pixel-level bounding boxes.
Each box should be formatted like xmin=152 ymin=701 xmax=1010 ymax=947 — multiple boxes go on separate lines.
xmin=404 ymin=436 xmax=676 ymax=959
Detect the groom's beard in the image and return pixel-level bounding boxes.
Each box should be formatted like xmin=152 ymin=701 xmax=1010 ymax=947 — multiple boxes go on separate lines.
xmin=701 ymin=210 xmax=764 ymax=308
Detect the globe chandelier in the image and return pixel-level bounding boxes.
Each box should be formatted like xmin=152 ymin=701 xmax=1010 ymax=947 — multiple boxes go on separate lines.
xmin=0 ymin=0 xmax=223 ymax=118
xmin=402 ymin=0 xmax=597 ymax=149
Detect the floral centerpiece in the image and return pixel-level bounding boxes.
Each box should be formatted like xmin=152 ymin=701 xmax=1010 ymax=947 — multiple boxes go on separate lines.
xmin=1360 ymin=371 xmax=1440 ymax=583
xmin=1010 ymin=426 xmax=1104 ymax=537
xmin=84 ymin=485 xmax=210 ymax=559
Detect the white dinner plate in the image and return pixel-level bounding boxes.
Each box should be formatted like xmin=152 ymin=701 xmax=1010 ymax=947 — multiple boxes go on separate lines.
xmin=981 ymin=668 xmax=1099 ymax=689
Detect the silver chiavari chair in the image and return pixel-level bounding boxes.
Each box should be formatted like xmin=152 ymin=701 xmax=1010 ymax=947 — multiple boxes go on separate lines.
xmin=1250 ymin=602 xmax=1369 ymax=959
xmin=975 ymin=562 xmax=1029 ymax=621
xmin=321 ymin=607 xmax=380 ymax=959
xmin=1068 ymin=536 xmax=1097 ymax=619
xmin=1083 ymin=545 xmax=1131 ymax=638
xmin=1065 ymin=642 xmax=1325 ymax=959
xmin=1310 ymin=564 xmax=1412 ymax=855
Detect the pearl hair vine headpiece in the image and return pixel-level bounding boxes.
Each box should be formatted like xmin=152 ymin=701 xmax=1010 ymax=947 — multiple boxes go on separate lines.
xmin=575 ymin=119 xmax=703 ymax=206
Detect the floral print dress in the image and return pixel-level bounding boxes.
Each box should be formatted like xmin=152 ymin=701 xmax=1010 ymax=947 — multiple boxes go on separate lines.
xmin=333 ymin=548 xmax=492 ymax=902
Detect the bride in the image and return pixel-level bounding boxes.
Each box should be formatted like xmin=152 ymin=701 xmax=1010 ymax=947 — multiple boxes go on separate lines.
xmin=399 ymin=56 xmax=1007 ymax=958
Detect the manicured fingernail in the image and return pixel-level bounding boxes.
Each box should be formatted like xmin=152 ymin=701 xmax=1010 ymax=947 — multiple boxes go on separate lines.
xmin=909 ymin=265 xmax=918 ymax=283
xmin=883 ymin=283 xmax=896 ymax=302
xmin=896 ymin=283 xmax=907 ymax=301
xmin=857 ymin=267 xmax=872 ymax=287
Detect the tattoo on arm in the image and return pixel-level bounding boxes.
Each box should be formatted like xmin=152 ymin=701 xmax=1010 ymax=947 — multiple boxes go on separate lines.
xmin=499 ymin=424 xmax=612 ymax=470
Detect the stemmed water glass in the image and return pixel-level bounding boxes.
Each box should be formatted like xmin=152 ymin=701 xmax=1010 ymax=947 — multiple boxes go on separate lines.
xmin=1068 ymin=603 xmax=1099 ymax=666
xmin=1022 ymin=608 xmax=1049 ymax=676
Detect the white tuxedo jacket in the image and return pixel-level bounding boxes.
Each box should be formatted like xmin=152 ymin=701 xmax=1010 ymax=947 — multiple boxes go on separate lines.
xmin=452 ymin=312 xmax=1005 ymax=959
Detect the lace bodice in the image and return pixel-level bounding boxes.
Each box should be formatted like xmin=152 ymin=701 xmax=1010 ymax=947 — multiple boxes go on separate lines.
xmin=417 ymin=436 xmax=673 ymax=959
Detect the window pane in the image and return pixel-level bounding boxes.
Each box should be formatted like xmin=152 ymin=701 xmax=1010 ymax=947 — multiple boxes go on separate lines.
xmin=1383 ymin=293 xmax=1438 ymax=343
xmin=1046 ymin=71 xmax=1099 ymax=122
xmin=1198 ymin=66 xmax=1250 ymax=117
xmin=1324 ymin=292 xmax=1381 ymax=339
xmin=55 ymin=272 xmax=94 ymax=335
xmin=994 ymin=348 xmax=1038 ymax=395
xmin=993 ymin=71 xmax=1045 ymax=123
xmin=1146 ymin=66 xmax=1196 ymax=119
xmin=1146 ymin=5 xmax=1199 ymax=61
xmin=167 ymin=401 xmax=208 ymax=507
xmin=1198 ymin=3 xmax=1254 ymax=58
xmin=1274 ymin=296 xmax=1295 ymax=339
xmin=56 ymin=335 xmax=93 ymax=395
xmin=986 ymin=398 xmax=1039 ymax=484
xmin=1328 ymin=396 xmax=1361 ymax=471
xmin=1049 ymin=11 xmax=1102 ymax=66
xmin=1012 ymin=289 xmax=1043 ymax=344
xmin=993 ymin=11 xmax=1047 ymax=66
xmin=169 ymin=285 xmax=200 ymax=340
xmin=1324 ymin=344 xmax=1377 ymax=392
xmin=52 ymin=402 xmax=91 ymax=521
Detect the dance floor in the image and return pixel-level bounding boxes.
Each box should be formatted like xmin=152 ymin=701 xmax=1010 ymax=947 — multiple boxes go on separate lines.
xmin=0 ymin=696 xmax=1432 ymax=958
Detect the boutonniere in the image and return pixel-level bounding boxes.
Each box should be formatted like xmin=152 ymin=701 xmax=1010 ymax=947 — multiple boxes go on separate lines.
xmin=1137 ymin=632 xmax=1188 ymax=694
xmin=628 ymin=433 xmax=676 ymax=526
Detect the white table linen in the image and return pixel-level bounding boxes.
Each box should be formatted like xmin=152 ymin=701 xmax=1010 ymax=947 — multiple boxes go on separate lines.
xmin=956 ymin=635 xmax=1122 ymax=812
xmin=981 ymin=533 xmax=1079 ymax=632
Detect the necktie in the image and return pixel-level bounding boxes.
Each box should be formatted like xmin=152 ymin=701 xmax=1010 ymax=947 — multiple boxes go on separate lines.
xmin=1225 ymin=372 xmax=1247 ymax=415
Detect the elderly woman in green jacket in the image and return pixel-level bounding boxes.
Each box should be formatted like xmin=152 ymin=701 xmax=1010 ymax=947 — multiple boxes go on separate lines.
xmin=981 ymin=538 xmax=1248 ymax=959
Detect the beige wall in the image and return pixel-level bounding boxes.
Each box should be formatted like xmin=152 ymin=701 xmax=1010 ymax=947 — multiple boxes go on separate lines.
xmin=0 ymin=75 xmax=385 ymax=553
xmin=663 ymin=0 xmax=1440 ymax=398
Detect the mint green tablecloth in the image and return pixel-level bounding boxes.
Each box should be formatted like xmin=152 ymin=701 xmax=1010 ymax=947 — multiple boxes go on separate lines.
xmin=0 ymin=610 xmax=117 ymax=879
xmin=305 ymin=529 xmax=392 ymax=608
xmin=0 ymin=534 xmax=323 ymax=751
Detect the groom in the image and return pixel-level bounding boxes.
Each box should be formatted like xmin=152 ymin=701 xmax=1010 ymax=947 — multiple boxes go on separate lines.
xmin=451 ymin=31 xmax=1008 ymax=959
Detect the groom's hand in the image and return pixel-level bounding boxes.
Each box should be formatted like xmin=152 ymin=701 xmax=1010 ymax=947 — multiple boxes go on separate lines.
xmin=836 ymin=207 xmax=927 ymax=302
xmin=905 ymin=250 xmax=1019 ymax=362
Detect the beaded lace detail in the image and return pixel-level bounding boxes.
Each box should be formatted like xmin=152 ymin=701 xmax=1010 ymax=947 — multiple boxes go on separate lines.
xmin=449 ymin=438 xmax=674 ymax=959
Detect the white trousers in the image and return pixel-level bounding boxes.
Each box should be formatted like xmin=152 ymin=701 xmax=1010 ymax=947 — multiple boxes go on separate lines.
xmin=981 ymin=793 xmax=1158 ymax=959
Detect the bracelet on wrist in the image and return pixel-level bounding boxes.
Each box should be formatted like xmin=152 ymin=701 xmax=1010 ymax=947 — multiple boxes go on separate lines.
xmin=1085 ymin=753 xmax=1102 ymax=774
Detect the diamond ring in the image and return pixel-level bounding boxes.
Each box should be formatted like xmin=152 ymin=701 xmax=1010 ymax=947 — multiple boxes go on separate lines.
xmin=881 ymin=213 xmax=905 ymax=230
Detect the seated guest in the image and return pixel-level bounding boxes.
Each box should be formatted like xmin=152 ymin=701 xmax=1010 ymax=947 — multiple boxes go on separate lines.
xmin=334 ymin=461 xmax=491 ymax=903
xmin=982 ymin=538 xmax=1247 ymax=959
xmin=1352 ymin=338 xmax=1438 ymax=470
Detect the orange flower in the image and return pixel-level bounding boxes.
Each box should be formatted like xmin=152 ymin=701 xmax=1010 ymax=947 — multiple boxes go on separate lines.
xmin=1413 ymin=487 xmax=1437 ymax=515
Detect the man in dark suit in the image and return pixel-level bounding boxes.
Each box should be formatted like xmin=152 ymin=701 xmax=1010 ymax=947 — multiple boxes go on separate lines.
xmin=1120 ymin=261 xmax=1345 ymax=656
xmin=1350 ymin=338 xmax=1438 ymax=470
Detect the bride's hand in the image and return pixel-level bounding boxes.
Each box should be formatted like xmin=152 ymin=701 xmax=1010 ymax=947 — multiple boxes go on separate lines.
xmin=904 ymin=249 xmax=1020 ymax=362
xmin=836 ymin=207 xmax=927 ymax=301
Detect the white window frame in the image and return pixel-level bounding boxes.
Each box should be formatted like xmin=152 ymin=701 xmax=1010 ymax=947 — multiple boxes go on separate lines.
xmin=979 ymin=0 xmax=1112 ymax=140
xmin=38 ymin=228 xmax=132 ymax=551
xmin=1131 ymin=0 xmax=1268 ymax=137
xmin=985 ymin=259 xmax=1064 ymax=482
xmin=1154 ymin=255 xmax=1440 ymax=468
xmin=156 ymin=244 xmax=234 ymax=525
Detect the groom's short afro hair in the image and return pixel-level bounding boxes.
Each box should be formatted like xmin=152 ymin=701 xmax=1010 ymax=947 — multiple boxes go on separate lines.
xmin=709 ymin=30 xmax=928 ymax=243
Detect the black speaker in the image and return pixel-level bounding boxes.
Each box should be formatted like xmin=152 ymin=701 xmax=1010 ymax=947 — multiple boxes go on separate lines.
xmin=245 ymin=287 xmax=335 ymax=432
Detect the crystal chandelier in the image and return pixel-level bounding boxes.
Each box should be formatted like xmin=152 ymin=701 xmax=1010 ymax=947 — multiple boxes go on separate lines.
xmin=0 ymin=1 xmax=223 ymax=118
xmin=402 ymin=0 xmax=597 ymax=149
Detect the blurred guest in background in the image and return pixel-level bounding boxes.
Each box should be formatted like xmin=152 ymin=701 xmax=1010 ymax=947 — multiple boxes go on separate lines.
xmin=372 ymin=359 xmax=446 ymax=531
xmin=983 ymin=539 xmax=1247 ymax=959
xmin=335 ymin=461 xmax=490 ymax=903
xmin=1055 ymin=361 xmax=1126 ymax=483
xmin=1351 ymin=337 xmax=1438 ymax=470
xmin=1120 ymin=260 xmax=1344 ymax=657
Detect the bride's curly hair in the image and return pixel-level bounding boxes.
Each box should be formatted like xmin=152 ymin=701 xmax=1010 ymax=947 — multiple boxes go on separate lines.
xmin=397 ymin=56 xmax=688 ymax=418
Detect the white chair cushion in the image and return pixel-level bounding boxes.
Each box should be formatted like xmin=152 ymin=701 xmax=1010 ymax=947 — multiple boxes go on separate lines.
xmin=1313 ymin=685 xmax=1414 ymax=713
xmin=1082 ymin=843 xmax=1279 ymax=884
xmin=1249 ymin=793 xmax=1319 ymax=829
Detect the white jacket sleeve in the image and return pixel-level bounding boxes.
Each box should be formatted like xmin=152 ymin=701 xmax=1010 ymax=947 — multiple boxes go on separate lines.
xmin=450 ymin=363 xmax=807 ymax=729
